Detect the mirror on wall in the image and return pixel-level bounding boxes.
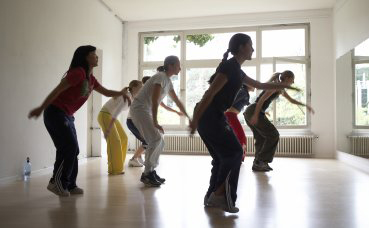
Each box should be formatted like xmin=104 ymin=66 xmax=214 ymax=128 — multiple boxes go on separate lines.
xmin=336 ymin=37 xmax=369 ymax=159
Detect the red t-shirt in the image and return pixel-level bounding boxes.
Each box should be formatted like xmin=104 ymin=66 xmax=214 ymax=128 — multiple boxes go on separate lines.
xmin=52 ymin=67 xmax=101 ymax=116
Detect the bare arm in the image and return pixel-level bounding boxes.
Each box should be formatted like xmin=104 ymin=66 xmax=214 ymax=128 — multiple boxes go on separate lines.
xmin=282 ymin=91 xmax=315 ymax=114
xmin=243 ymin=76 xmax=299 ymax=91
xmin=190 ymin=73 xmax=228 ymax=135
xmin=168 ymin=90 xmax=190 ymax=119
xmin=28 ymin=78 xmax=71 ymax=119
xmin=94 ymin=85 xmax=122 ymax=97
xmin=94 ymin=85 xmax=131 ymax=105
xmin=151 ymin=84 xmax=164 ymax=133
xmin=160 ymin=102 xmax=183 ymax=115
xmin=249 ymin=90 xmax=275 ymax=125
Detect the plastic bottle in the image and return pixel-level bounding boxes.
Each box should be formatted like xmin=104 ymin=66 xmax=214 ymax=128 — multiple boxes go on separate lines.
xmin=23 ymin=157 xmax=31 ymax=181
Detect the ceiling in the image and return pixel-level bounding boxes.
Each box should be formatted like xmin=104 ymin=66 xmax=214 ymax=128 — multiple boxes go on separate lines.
xmin=102 ymin=0 xmax=337 ymax=21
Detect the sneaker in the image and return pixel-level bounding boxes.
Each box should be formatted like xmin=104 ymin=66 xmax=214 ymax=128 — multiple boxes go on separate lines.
xmin=140 ymin=172 xmax=161 ymax=187
xmin=138 ymin=156 xmax=144 ymax=166
xmin=252 ymin=161 xmax=271 ymax=172
xmin=266 ymin=163 xmax=273 ymax=171
xmin=204 ymin=194 xmax=215 ymax=207
xmin=69 ymin=187 xmax=84 ymax=195
xmin=152 ymin=170 xmax=165 ymax=184
xmin=128 ymin=158 xmax=143 ymax=167
xmin=47 ymin=181 xmax=70 ymax=197
xmin=207 ymin=192 xmax=239 ymax=213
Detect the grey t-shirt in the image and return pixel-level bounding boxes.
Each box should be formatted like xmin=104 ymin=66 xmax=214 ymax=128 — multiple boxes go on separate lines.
xmin=130 ymin=72 xmax=173 ymax=112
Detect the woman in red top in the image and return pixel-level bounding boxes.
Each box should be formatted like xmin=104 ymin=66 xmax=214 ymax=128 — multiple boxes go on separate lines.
xmin=28 ymin=45 xmax=130 ymax=197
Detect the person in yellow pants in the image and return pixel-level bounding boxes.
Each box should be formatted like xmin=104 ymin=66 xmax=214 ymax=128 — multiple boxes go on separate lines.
xmin=97 ymin=81 xmax=141 ymax=174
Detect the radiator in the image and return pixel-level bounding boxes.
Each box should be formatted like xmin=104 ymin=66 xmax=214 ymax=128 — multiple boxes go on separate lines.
xmin=348 ymin=136 xmax=369 ymax=157
xmin=134 ymin=135 xmax=316 ymax=157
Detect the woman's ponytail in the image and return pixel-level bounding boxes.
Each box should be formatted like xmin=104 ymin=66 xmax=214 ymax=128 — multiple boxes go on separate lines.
xmin=157 ymin=66 xmax=165 ymax=72
xmin=222 ymin=49 xmax=230 ymax=62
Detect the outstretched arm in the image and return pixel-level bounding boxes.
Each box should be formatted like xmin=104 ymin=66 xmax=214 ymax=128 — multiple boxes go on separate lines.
xmin=94 ymin=85 xmax=131 ymax=105
xmin=243 ymin=75 xmax=299 ymax=91
xmin=160 ymin=102 xmax=183 ymax=116
xmin=28 ymin=78 xmax=71 ymax=119
xmin=168 ymin=90 xmax=189 ymax=118
xmin=282 ymin=91 xmax=315 ymax=114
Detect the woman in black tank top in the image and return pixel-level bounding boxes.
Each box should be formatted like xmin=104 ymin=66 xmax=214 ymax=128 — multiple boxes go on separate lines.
xmin=189 ymin=34 xmax=300 ymax=213
xmin=244 ymin=70 xmax=315 ymax=172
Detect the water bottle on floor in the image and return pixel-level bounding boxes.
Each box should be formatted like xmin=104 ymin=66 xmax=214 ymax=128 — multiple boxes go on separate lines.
xmin=23 ymin=157 xmax=31 ymax=181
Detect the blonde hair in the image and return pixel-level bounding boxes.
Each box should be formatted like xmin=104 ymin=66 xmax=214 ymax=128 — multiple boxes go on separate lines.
xmin=128 ymin=80 xmax=142 ymax=93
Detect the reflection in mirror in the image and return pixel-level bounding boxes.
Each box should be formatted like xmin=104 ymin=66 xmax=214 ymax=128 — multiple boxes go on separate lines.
xmin=336 ymin=37 xmax=369 ymax=159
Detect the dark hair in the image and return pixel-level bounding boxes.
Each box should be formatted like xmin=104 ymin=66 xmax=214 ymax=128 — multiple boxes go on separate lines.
xmin=280 ymin=70 xmax=295 ymax=81
xmin=68 ymin=45 xmax=96 ymax=79
xmin=208 ymin=33 xmax=251 ymax=83
xmin=142 ymin=76 xmax=151 ymax=84
xmin=268 ymin=70 xmax=294 ymax=83
xmin=157 ymin=55 xmax=180 ymax=72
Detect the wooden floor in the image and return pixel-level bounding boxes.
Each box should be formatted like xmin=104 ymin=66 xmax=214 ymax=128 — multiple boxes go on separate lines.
xmin=1 ymin=155 xmax=369 ymax=228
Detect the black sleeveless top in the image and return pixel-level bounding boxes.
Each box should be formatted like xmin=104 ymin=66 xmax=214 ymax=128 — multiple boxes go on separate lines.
xmin=208 ymin=57 xmax=247 ymax=112
xmin=255 ymin=90 xmax=281 ymax=113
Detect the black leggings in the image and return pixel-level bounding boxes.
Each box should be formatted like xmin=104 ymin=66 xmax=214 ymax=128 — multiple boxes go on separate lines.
xmin=197 ymin=107 xmax=243 ymax=205
xmin=44 ymin=105 xmax=79 ymax=190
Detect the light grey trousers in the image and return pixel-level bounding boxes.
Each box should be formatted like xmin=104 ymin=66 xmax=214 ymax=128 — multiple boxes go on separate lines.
xmin=130 ymin=106 xmax=165 ymax=174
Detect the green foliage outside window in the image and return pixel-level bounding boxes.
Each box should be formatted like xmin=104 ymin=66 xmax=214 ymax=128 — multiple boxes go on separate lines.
xmin=144 ymin=34 xmax=214 ymax=47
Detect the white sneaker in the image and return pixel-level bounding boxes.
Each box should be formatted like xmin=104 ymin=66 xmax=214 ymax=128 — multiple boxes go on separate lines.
xmin=69 ymin=186 xmax=84 ymax=195
xmin=138 ymin=156 xmax=144 ymax=166
xmin=47 ymin=181 xmax=70 ymax=197
xmin=207 ymin=192 xmax=239 ymax=213
xmin=128 ymin=158 xmax=143 ymax=167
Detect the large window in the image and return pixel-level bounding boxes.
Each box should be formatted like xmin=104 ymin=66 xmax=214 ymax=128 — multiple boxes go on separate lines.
xmin=354 ymin=38 xmax=369 ymax=127
xmin=139 ymin=24 xmax=310 ymax=129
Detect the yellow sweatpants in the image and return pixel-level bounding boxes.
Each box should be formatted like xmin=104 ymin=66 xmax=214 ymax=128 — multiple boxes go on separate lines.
xmin=97 ymin=111 xmax=127 ymax=174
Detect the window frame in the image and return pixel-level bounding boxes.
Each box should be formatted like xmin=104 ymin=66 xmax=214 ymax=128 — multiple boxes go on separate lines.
xmin=139 ymin=23 xmax=311 ymax=130
xmin=353 ymin=50 xmax=369 ymax=129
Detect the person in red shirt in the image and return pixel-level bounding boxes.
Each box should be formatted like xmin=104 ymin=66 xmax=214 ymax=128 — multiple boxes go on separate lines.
xmin=28 ymin=45 xmax=130 ymax=197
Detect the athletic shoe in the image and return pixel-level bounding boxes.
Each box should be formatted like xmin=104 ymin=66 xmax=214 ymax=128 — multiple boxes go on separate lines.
xmin=138 ymin=156 xmax=144 ymax=166
xmin=152 ymin=170 xmax=165 ymax=184
xmin=266 ymin=163 xmax=273 ymax=171
xmin=140 ymin=172 xmax=161 ymax=187
xmin=207 ymin=192 xmax=239 ymax=213
xmin=204 ymin=194 xmax=215 ymax=207
xmin=69 ymin=187 xmax=84 ymax=195
xmin=128 ymin=158 xmax=143 ymax=167
xmin=47 ymin=181 xmax=70 ymax=197
xmin=252 ymin=161 xmax=271 ymax=172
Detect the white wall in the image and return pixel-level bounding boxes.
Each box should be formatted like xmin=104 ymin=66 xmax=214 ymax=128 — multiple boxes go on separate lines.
xmin=335 ymin=51 xmax=353 ymax=153
xmin=123 ymin=9 xmax=335 ymax=158
xmin=334 ymin=0 xmax=369 ymax=171
xmin=334 ymin=0 xmax=369 ymax=59
xmin=0 ymin=0 xmax=123 ymax=179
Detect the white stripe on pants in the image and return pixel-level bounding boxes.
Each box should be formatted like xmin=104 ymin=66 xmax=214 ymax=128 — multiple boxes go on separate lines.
xmin=130 ymin=107 xmax=164 ymax=174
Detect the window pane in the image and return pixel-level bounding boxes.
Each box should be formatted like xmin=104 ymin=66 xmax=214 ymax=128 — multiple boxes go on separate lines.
xmin=275 ymin=63 xmax=307 ymax=126
xmin=143 ymin=35 xmax=181 ymax=62
xmin=355 ymin=38 xmax=369 ymax=56
xmin=355 ymin=64 xmax=369 ymax=125
xmin=186 ymin=32 xmax=256 ymax=60
xmin=262 ymin=29 xmax=305 ymax=57
xmin=142 ymin=69 xmax=157 ymax=78
xmin=186 ymin=68 xmax=214 ymax=119
xmin=158 ymin=74 xmax=181 ymax=125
